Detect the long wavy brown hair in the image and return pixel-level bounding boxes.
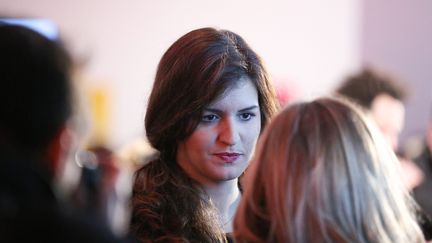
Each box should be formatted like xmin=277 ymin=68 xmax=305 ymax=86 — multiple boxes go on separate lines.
xmin=131 ymin=27 xmax=278 ymax=242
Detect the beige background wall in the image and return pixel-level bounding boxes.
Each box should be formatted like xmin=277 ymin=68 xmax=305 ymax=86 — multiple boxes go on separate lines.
xmin=1 ymin=0 xmax=365 ymax=148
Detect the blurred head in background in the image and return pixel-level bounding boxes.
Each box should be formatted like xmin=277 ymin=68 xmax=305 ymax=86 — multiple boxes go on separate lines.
xmin=0 ymin=23 xmax=74 ymax=178
xmin=336 ymin=67 xmax=406 ymax=150
xmin=234 ymin=98 xmax=423 ymax=243
xmin=0 ymin=23 xmax=124 ymax=243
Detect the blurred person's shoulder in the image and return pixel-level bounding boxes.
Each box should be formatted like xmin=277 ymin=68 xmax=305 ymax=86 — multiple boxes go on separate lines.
xmin=0 ymin=156 xmax=128 ymax=243
xmin=0 ymin=205 xmax=129 ymax=243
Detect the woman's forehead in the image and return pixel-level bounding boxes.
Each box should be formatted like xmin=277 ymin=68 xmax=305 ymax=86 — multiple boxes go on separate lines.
xmin=206 ymin=77 xmax=258 ymax=109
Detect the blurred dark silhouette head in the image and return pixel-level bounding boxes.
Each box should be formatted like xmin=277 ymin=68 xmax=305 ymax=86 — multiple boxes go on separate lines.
xmin=336 ymin=68 xmax=407 ymax=150
xmin=336 ymin=67 xmax=406 ymax=109
xmin=0 ymin=23 xmax=73 ymax=158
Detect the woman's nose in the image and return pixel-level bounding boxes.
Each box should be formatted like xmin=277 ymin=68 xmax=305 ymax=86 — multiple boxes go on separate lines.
xmin=218 ymin=117 xmax=240 ymax=146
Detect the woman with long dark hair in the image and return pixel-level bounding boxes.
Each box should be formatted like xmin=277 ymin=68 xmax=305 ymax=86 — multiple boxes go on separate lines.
xmin=130 ymin=27 xmax=278 ymax=242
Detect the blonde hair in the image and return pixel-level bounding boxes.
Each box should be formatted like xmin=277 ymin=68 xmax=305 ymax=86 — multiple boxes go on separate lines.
xmin=234 ymin=97 xmax=424 ymax=243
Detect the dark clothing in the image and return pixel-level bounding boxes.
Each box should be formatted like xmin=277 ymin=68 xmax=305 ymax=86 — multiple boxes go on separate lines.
xmin=0 ymin=154 xmax=124 ymax=243
xmin=413 ymin=146 xmax=432 ymax=240
xmin=414 ymin=147 xmax=432 ymax=217
xmin=226 ymin=232 xmax=235 ymax=243
xmin=417 ymin=209 xmax=432 ymax=241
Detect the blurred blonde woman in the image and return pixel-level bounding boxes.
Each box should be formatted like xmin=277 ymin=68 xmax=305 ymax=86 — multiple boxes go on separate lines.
xmin=234 ymin=98 xmax=424 ymax=243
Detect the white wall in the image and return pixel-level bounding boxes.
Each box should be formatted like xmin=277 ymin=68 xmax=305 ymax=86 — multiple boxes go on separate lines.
xmin=0 ymin=0 xmax=361 ymax=148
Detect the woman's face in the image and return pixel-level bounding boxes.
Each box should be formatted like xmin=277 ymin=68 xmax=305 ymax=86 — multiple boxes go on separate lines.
xmin=176 ymin=76 xmax=261 ymax=185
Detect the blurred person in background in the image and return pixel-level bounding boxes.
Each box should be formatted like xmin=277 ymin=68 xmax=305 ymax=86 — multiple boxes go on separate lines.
xmin=234 ymin=98 xmax=424 ymax=243
xmin=0 ymin=23 xmax=124 ymax=242
xmin=412 ymin=108 xmax=432 ymax=229
xmin=72 ymin=145 xmax=132 ymax=236
xmin=335 ymin=67 xmax=424 ymax=190
xmin=335 ymin=67 xmax=431 ymax=239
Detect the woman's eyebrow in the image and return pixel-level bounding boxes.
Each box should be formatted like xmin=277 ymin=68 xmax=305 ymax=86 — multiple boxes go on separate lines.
xmin=204 ymin=105 xmax=259 ymax=113
xmin=238 ymin=105 xmax=259 ymax=112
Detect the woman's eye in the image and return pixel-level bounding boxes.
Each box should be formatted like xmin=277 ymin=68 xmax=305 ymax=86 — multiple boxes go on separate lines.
xmin=202 ymin=114 xmax=219 ymax=122
xmin=239 ymin=113 xmax=255 ymax=121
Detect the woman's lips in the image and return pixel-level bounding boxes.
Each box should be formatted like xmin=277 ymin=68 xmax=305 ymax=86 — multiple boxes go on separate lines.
xmin=214 ymin=152 xmax=241 ymax=163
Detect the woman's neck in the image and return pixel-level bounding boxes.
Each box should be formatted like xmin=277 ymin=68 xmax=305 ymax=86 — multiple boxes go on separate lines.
xmin=201 ymin=179 xmax=241 ymax=233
